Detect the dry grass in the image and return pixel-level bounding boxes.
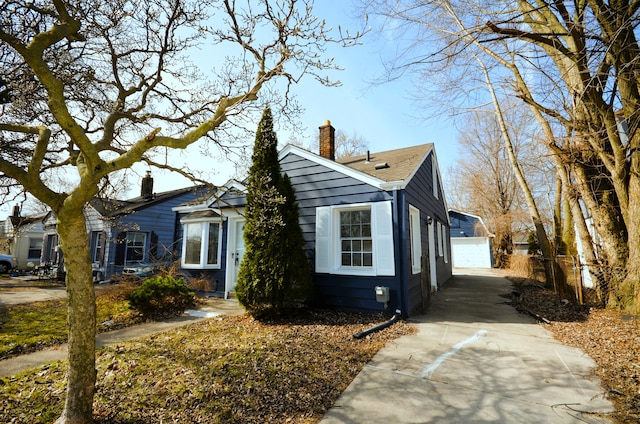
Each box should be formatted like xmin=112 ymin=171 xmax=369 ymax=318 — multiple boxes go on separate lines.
xmin=0 ymin=310 xmax=414 ymax=423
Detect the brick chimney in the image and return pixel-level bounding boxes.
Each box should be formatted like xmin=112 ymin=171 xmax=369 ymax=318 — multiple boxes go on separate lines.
xmin=12 ymin=205 xmax=20 ymax=217
xmin=141 ymin=171 xmax=154 ymax=200
xmin=319 ymin=120 xmax=335 ymax=160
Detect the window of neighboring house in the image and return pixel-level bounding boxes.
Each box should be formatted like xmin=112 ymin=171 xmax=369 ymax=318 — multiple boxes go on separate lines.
xmin=125 ymin=232 xmax=146 ymax=263
xmin=90 ymin=231 xmax=104 ymax=264
xmin=28 ymin=237 xmax=42 ymax=260
xmin=409 ymin=205 xmax=421 ymax=274
xmin=44 ymin=234 xmax=58 ymax=263
xmin=182 ymin=221 xmax=222 ymax=269
xmin=315 ymin=201 xmax=395 ymax=276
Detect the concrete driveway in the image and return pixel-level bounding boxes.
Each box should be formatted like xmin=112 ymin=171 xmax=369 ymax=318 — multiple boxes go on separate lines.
xmin=320 ymin=268 xmax=614 ymax=424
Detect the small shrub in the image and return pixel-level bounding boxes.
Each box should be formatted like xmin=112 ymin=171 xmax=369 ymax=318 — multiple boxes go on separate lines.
xmin=127 ymin=276 xmax=195 ymax=317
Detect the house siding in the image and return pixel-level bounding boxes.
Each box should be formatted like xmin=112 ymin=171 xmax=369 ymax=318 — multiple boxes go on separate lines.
xmin=402 ymin=151 xmax=452 ymax=315
xmin=281 ymin=152 xmax=400 ymax=314
xmin=103 ymin=191 xmax=201 ymax=276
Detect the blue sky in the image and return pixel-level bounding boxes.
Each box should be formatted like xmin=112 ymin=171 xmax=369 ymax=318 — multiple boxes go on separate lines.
xmin=144 ymin=1 xmax=459 ymax=195
xmin=1 ymin=2 xmax=459 ymax=216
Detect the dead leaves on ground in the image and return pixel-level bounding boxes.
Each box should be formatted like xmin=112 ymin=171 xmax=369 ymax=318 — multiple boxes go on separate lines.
xmin=1 ymin=310 xmax=414 ymax=424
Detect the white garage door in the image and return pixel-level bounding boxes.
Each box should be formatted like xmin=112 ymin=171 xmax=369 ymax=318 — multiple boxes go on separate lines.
xmin=451 ymin=237 xmax=492 ymax=268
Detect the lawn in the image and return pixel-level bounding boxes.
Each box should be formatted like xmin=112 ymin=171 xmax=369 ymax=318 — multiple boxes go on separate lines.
xmin=0 ymin=309 xmax=414 ymax=423
xmin=0 ymin=282 xmax=143 ymax=359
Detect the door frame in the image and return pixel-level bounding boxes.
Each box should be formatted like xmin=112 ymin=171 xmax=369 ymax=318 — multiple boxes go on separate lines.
xmin=224 ymin=215 xmax=246 ymax=299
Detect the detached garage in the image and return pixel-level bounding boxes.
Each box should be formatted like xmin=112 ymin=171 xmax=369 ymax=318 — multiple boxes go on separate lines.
xmin=448 ymin=209 xmax=494 ymax=268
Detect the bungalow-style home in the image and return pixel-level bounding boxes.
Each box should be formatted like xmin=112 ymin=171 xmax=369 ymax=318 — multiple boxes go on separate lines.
xmin=41 ymin=173 xmax=209 ymax=281
xmin=0 ymin=205 xmax=45 ymax=270
xmin=448 ymin=209 xmax=494 ymax=268
xmin=174 ymin=121 xmax=452 ymax=317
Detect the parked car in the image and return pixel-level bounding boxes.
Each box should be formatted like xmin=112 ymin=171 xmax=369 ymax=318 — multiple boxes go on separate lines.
xmin=0 ymin=254 xmax=18 ymax=274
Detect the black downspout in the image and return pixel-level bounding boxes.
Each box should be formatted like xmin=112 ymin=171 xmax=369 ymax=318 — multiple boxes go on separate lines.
xmin=353 ymin=310 xmax=402 ymax=339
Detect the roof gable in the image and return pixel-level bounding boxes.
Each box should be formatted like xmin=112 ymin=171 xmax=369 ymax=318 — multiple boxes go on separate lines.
xmin=279 ymin=143 xmax=434 ymax=190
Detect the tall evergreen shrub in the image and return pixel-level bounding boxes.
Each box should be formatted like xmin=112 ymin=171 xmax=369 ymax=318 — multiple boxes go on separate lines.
xmin=235 ymin=108 xmax=313 ymax=314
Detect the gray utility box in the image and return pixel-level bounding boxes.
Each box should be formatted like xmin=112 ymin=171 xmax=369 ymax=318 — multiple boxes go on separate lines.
xmin=375 ymin=286 xmax=390 ymax=304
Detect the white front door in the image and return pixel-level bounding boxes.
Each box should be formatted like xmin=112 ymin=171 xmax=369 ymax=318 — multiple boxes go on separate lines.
xmin=226 ymin=218 xmax=246 ymax=298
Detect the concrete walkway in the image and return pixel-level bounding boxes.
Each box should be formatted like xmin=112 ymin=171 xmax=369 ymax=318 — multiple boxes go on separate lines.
xmin=0 ymin=298 xmax=244 ymax=377
xmin=320 ymin=268 xmax=615 ymax=424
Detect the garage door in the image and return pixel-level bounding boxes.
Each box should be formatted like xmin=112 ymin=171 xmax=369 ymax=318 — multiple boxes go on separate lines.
xmin=451 ymin=237 xmax=492 ymax=268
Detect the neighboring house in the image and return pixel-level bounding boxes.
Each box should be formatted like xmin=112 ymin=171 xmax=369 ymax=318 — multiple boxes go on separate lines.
xmin=448 ymin=209 xmax=494 ymax=268
xmin=174 ymin=121 xmax=452 ymax=317
xmin=42 ymin=173 xmax=209 ymax=281
xmin=0 ymin=205 xmax=45 ymax=270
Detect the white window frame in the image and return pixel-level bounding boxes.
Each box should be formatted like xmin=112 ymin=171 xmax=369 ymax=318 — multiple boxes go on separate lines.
xmin=180 ymin=219 xmax=223 ymax=269
xmin=442 ymin=223 xmax=449 ymax=263
xmin=125 ymin=231 xmax=147 ymax=264
xmin=91 ymin=231 xmax=103 ymax=263
xmin=437 ymin=221 xmax=444 ymax=257
xmin=316 ymin=201 xmax=395 ymax=277
xmin=409 ymin=205 xmax=421 ymax=274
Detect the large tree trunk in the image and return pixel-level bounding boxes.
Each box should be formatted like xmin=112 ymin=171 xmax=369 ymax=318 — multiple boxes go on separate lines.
xmin=616 ymin=147 xmax=640 ymax=312
xmin=55 ymin=207 xmax=96 ymax=424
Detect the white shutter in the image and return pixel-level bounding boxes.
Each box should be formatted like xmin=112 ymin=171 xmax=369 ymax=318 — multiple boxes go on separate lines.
xmin=315 ymin=206 xmax=331 ymax=273
xmin=373 ymin=201 xmax=395 ymax=276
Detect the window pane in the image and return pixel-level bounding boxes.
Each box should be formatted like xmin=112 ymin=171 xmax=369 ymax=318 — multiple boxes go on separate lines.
xmin=360 ymin=209 xmax=371 ymax=224
xmin=339 ymin=208 xmax=373 ymax=268
xmin=184 ymin=224 xmax=202 ymax=265
xmin=206 ymin=223 xmax=219 ymax=265
xmin=363 ymin=239 xmax=372 ymax=252
xmin=126 ymin=232 xmax=146 ymax=262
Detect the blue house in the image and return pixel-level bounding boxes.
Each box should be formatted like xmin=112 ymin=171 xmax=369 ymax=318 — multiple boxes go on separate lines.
xmin=175 ymin=121 xmax=452 ymax=317
xmin=41 ymin=173 xmax=209 ymax=280
xmin=448 ymin=209 xmax=494 ymax=268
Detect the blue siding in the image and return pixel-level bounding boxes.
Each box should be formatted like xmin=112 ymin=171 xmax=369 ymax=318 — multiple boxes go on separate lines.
xmin=281 ymin=152 xmax=398 ymax=314
xmin=402 ymin=151 xmax=452 ymax=315
xmin=104 ymin=191 xmax=202 ymax=276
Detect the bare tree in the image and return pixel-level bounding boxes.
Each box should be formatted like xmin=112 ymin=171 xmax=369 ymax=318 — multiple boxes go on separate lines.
xmin=362 ymin=0 xmax=640 ymax=311
xmin=0 ymin=1 xmax=363 ymax=422
xmin=447 ymin=101 xmax=553 ymax=268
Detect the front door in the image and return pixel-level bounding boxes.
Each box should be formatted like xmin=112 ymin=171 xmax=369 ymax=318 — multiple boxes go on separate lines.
xmin=226 ymin=219 xmax=246 ymax=298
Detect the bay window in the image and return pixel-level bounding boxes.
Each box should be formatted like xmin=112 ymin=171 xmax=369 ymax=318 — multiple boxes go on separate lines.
xmin=181 ymin=220 xmax=222 ymax=269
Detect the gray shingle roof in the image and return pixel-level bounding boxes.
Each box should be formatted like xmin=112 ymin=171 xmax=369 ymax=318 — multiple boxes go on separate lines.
xmin=337 ymin=144 xmax=433 ymax=182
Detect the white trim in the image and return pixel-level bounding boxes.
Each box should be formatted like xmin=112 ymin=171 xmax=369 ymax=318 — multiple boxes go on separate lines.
xmin=280 ymin=144 xmax=395 ymax=189
xmin=180 ymin=221 xmax=223 ymax=269
xmin=428 ymin=218 xmax=437 ymax=291
xmin=225 ymin=216 xmax=246 ymax=298
xmin=409 ymin=205 xmax=421 ymax=274
xmin=315 ymin=201 xmax=395 ymax=277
